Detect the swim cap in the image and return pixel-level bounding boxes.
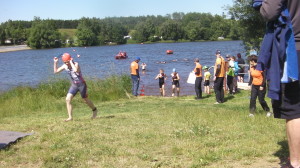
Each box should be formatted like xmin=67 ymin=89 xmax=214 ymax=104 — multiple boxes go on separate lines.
xmin=173 ymin=68 xmax=176 ymax=72
xmin=216 ymin=50 xmax=221 ymax=54
xmin=194 ymin=58 xmax=199 ymax=62
xmin=62 ymin=53 xmax=71 ymax=62
xmin=136 ymin=57 xmax=141 ymax=61
xmin=202 ymin=66 xmax=208 ymax=70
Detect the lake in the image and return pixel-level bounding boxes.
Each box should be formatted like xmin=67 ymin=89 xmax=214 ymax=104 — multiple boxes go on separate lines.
xmin=0 ymin=41 xmax=246 ymax=95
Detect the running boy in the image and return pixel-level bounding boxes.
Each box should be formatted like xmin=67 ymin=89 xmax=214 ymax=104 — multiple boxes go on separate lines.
xmin=155 ymin=69 xmax=167 ymax=96
xmin=53 ymin=53 xmax=98 ymax=121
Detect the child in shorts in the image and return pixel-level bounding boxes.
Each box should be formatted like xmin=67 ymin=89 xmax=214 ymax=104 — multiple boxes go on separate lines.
xmin=155 ymin=69 xmax=167 ymax=96
xmin=203 ymin=66 xmax=211 ymax=94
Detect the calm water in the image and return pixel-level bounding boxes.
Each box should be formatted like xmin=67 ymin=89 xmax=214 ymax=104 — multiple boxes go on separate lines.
xmin=0 ymin=41 xmax=246 ymax=95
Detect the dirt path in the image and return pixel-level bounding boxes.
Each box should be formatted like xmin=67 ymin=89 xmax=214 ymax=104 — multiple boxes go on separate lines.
xmin=0 ymin=45 xmax=31 ymax=53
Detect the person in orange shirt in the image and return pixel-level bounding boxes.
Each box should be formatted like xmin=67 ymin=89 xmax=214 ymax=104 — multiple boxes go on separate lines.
xmin=213 ymin=50 xmax=226 ymax=104
xmin=130 ymin=57 xmax=141 ymax=96
xmin=193 ymin=58 xmax=202 ymax=99
xmin=248 ymin=55 xmax=270 ymax=117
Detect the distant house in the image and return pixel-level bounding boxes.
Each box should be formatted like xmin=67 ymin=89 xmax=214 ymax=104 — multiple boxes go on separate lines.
xmin=123 ymin=35 xmax=132 ymax=39
xmin=5 ymin=39 xmax=12 ymax=44
xmin=218 ymin=37 xmax=225 ymax=40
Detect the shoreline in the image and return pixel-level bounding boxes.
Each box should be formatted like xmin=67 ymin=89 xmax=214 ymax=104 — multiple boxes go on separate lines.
xmin=0 ymin=45 xmax=31 ymax=53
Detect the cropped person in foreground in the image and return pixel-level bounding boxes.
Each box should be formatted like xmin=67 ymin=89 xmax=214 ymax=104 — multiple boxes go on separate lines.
xmin=254 ymin=0 xmax=300 ymax=167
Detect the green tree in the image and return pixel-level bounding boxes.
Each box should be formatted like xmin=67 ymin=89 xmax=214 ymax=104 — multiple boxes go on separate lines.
xmin=208 ymin=16 xmax=231 ymax=41
xmin=27 ymin=18 xmax=61 ymax=49
xmin=228 ymin=0 xmax=265 ymax=50
xmin=76 ymin=24 xmax=97 ymax=46
xmin=0 ymin=26 xmax=5 ymax=45
xmin=184 ymin=21 xmax=204 ymax=41
xmin=159 ymin=20 xmax=183 ymax=41
xmin=132 ymin=20 xmax=156 ymax=43
xmin=228 ymin=20 xmax=241 ymax=40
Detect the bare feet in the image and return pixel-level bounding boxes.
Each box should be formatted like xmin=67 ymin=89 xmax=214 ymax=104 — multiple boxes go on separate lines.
xmin=64 ymin=118 xmax=73 ymax=122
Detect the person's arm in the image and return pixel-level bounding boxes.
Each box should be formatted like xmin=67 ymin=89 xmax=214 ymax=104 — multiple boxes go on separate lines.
xmin=70 ymin=60 xmax=79 ymax=73
xmin=176 ymin=74 xmax=180 ymax=80
xmin=53 ymin=57 xmax=66 ymax=74
xmin=261 ymin=70 xmax=267 ymax=86
xmin=136 ymin=69 xmax=139 ymax=78
xmin=155 ymin=74 xmax=159 ymax=80
xmin=248 ymin=75 xmax=253 ymax=86
xmin=136 ymin=64 xmax=139 ymax=78
xmin=215 ymin=64 xmax=221 ymax=77
xmin=260 ymin=0 xmax=285 ymax=21
xmin=194 ymin=67 xmax=200 ymax=75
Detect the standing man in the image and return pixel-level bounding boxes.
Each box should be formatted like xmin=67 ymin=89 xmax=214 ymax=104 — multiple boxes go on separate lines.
xmin=213 ymin=50 xmax=226 ymax=104
xmin=237 ymin=53 xmax=245 ymax=83
xmin=130 ymin=57 xmax=141 ymax=96
xmin=254 ymin=0 xmax=300 ymax=167
xmin=53 ymin=53 xmax=98 ymax=121
xmin=194 ymin=58 xmax=203 ymax=99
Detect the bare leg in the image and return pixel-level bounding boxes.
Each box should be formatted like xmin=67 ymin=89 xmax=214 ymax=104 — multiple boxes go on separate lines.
xmin=160 ymin=88 xmax=163 ymax=96
xmin=286 ymin=118 xmax=300 ymax=167
xmin=177 ymin=88 xmax=180 ymax=97
xmin=65 ymin=93 xmax=74 ymax=122
xmin=83 ymin=97 xmax=97 ymax=119
xmin=162 ymin=85 xmax=165 ymax=97
xmin=172 ymin=85 xmax=175 ymax=96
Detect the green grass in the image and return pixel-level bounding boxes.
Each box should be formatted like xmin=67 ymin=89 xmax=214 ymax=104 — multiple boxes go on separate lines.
xmin=0 ymin=75 xmax=131 ymax=118
xmin=0 ymin=80 xmax=289 ymax=167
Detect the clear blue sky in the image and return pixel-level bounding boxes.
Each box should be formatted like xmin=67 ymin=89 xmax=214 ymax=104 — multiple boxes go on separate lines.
xmin=0 ymin=0 xmax=233 ymax=23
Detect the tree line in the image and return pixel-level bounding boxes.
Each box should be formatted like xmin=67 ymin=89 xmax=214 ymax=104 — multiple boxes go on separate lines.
xmin=0 ymin=1 xmax=265 ymax=50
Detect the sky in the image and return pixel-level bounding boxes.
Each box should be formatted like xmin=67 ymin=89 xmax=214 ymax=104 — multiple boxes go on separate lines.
xmin=0 ymin=0 xmax=234 ymax=23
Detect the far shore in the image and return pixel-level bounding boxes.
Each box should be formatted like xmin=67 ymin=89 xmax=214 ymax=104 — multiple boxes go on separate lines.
xmin=0 ymin=45 xmax=31 ymax=53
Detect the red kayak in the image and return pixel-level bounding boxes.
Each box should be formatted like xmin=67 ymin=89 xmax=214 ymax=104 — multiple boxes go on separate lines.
xmin=115 ymin=51 xmax=128 ymax=59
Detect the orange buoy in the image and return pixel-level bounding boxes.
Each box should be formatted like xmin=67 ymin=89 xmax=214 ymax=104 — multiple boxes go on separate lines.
xmin=166 ymin=50 xmax=173 ymax=54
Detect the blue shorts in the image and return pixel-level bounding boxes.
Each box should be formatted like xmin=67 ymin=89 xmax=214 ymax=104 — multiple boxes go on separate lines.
xmin=68 ymin=82 xmax=88 ymax=98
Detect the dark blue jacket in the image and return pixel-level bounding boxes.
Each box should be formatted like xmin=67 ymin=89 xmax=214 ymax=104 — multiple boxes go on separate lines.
xmin=256 ymin=6 xmax=298 ymax=100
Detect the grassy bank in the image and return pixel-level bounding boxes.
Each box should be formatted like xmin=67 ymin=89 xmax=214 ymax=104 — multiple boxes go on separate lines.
xmin=0 ymin=75 xmax=131 ymax=118
xmin=0 ymin=79 xmax=289 ymax=167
